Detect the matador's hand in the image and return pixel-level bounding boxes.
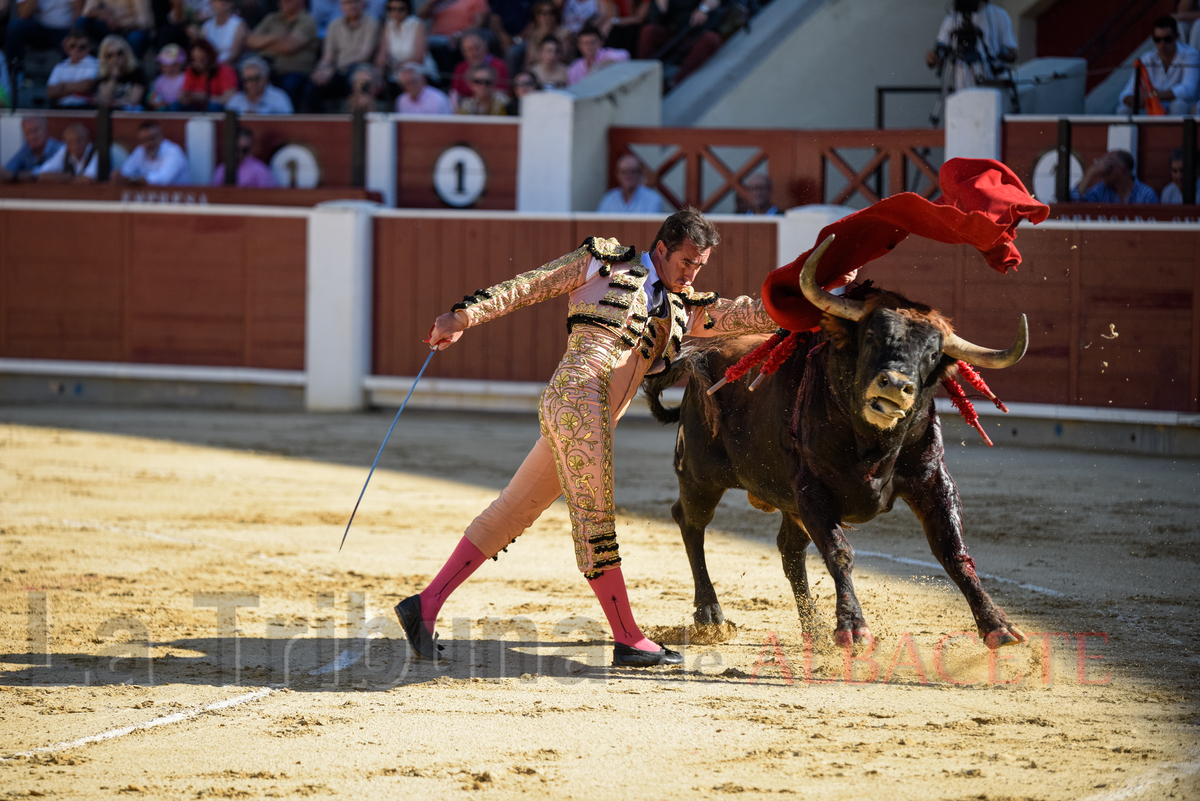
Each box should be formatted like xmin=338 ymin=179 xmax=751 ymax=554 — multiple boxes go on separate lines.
xmin=426 ymin=311 xmax=467 ymax=350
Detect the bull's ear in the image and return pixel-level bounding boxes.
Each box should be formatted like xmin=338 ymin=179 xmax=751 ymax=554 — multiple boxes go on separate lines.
xmin=819 ymin=314 xmax=854 ymax=349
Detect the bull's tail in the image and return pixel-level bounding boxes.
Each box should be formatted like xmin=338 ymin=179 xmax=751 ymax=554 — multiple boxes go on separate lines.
xmin=641 ymin=360 xmax=689 ymax=424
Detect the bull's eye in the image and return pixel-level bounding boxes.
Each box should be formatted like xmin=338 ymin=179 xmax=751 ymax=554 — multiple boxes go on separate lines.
xmin=879 ymin=375 xmax=888 ymax=386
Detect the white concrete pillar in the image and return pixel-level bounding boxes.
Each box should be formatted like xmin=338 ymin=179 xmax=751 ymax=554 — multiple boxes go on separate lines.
xmin=518 ymin=91 xmax=574 ymax=212
xmin=944 ymin=87 xmax=1003 ymax=162
xmin=366 ymin=113 xmax=397 ymax=207
xmin=185 ymin=115 xmax=216 ymax=186
xmin=0 ymin=114 xmax=25 ymax=167
xmin=776 ymin=204 xmax=855 ymax=269
xmin=306 ymin=202 xmax=375 ymax=411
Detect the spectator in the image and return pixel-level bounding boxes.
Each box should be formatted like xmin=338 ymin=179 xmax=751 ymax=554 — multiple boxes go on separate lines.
xmin=601 ymin=0 xmax=646 ymax=55
xmin=450 ymin=27 xmax=508 ymax=105
xmin=34 ymin=122 xmax=117 ymax=181
xmin=421 ymin=0 xmax=489 ymax=79
xmin=225 ymin=54 xmax=294 ymax=112
xmin=507 ymin=68 xmax=536 ymax=113
xmin=597 ymin=152 xmax=665 ymax=212
xmin=244 ymin=0 xmax=319 ymax=110
xmin=307 ymin=0 xmax=379 ymax=111
xmin=925 ymin=0 xmax=1017 ymax=92
xmin=455 ymin=62 xmax=508 ymax=114
xmin=395 ymin=59 xmax=450 ymax=113
xmin=159 ymin=0 xmax=214 ymax=50
xmin=114 ymin=120 xmax=190 ymax=185
xmin=79 ymin=0 xmax=153 ymax=57
xmin=1072 ymin=150 xmax=1159 ymax=204
xmin=200 ymin=0 xmax=247 ymax=63
xmin=1159 ymin=148 xmax=1199 ymax=204
xmin=741 ymin=173 xmax=778 ymax=215
xmin=342 ymin=62 xmax=383 ymax=111
xmin=1 ymin=115 xmax=64 ymax=182
xmin=1119 ymin=15 xmax=1199 ymax=114
xmin=375 ymin=0 xmax=428 ymax=83
xmin=211 ymin=126 xmax=276 ymax=187
xmin=562 ymin=0 xmax=601 ymax=34
xmin=46 ymin=29 xmax=99 ymax=108
xmin=488 ymin=0 xmax=532 ymax=57
xmin=95 ymin=33 xmax=146 ymax=109
xmin=309 ymin=0 xmax=341 ymax=38
xmin=567 ymin=22 xmax=627 ymax=85
xmin=529 ymin=35 xmax=567 ymax=87
xmin=175 ymin=37 xmax=237 ymax=109
xmin=520 ymin=1 xmax=571 ymax=69
xmin=147 ymin=42 xmax=186 ymax=109
xmin=639 ymin=0 xmax=724 ymax=87
xmin=7 ymin=0 xmax=77 ymax=75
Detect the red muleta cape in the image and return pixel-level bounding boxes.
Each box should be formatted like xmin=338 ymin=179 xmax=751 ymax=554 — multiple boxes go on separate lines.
xmin=761 ymin=158 xmax=1050 ymax=332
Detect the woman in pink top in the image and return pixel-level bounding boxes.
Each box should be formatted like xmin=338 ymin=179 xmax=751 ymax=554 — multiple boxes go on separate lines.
xmin=567 ymin=24 xmax=628 ymax=85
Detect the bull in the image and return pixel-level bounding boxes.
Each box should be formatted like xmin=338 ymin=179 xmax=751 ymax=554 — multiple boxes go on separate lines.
xmin=642 ymin=235 xmax=1028 ymax=649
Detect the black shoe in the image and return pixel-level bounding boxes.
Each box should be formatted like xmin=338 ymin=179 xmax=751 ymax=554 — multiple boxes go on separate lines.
xmin=394 ymin=595 xmax=442 ymax=660
xmin=612 ymin=642 xmax=683 ymax=667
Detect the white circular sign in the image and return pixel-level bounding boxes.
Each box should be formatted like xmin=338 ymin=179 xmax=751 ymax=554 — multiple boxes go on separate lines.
xmin=433 ymin=145 xmax=487 ymax=207
xmin=270 ymin=144 xmax=321 ymax=188
xmin=1031 ymin=149 xmax=1084 ymax=203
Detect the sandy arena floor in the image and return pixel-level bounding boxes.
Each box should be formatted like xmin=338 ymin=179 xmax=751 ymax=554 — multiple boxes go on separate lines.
xmin=1 ymin=404 xmax=1198 ymax=800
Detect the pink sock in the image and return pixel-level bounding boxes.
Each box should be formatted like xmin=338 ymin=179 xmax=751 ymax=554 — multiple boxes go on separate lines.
xmin=418 ymin=536 xmax=486 ymax=632
xmin=587 ymin=566 xmax=658 ymax=651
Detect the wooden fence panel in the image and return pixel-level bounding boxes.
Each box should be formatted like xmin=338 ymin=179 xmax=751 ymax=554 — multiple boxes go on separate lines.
xmin=0 ymin=209 xmax=305 ymax=370
xmin=371 ymin=216 xmax=774 ymax=382
xmin=396 ymin=120 xmax=519 ymax=209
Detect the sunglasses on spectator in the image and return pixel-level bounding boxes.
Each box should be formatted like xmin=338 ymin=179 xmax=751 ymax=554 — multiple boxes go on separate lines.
xmin=67 ymin=41 xmax=88 ymax=51
xmin=1153 ymin=35 xmax=1176 ymax=43
xmin=244 ymin=73 xmax=265 ymax=81
xmin=471 ymin=78 xmax=494 ymax=85
xmin=515 ymin=80 xmax=535 ymax=88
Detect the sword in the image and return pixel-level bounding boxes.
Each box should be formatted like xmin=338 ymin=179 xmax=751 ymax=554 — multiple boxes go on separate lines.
xmin=338 ymin=348 xmax=436 ymax=552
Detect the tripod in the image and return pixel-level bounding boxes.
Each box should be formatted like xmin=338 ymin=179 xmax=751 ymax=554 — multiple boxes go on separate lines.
xmin=930 ymin=17 xmax=1019 ymax=127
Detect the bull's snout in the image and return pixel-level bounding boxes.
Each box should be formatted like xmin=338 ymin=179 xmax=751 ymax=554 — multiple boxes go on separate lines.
xmin=863 ymin=371 xmax=915 ymax=427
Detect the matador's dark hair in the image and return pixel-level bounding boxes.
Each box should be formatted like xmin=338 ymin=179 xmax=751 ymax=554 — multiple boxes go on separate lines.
xmin=651 ymin=207 xmax=720 ymax=256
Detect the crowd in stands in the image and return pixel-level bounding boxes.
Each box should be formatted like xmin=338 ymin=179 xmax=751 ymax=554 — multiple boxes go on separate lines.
xmin=1 ymin=0 xmax=742 ymax=114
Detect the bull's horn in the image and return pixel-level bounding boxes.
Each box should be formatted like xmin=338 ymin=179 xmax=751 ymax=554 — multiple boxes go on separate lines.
xmin=943 ymin=314 xmax=1029 ymax=369
xmin=799 ymin=234 xmax=866 ymax=321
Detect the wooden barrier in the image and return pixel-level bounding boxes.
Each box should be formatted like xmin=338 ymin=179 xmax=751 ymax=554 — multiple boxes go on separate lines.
xmin=0 ymin=206 xmax=306 ymax=369
xmin=372 ymin=215 xmax=779 ymax=382
xmin=609 ymin=127 xmax=944 ymax=211
xmin=396 ymin=119 xmax=519 ymax=210
xmin=867 ymin=224 xmax=1199 ymax=414
xmin=0 ymin=184 xmax=381 ymax=205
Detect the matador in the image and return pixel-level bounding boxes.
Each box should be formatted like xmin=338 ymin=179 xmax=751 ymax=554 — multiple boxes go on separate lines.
xmin=395 ymin=209 xmax=779 ymax=667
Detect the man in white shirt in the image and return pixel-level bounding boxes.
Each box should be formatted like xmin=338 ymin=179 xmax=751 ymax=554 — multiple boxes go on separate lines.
xmin=114 ymin=120 xmax=190 ymax=185
xmin=1120 ymin=15 xmax=1199 ymax=114
xmin=597 ymin=153 xmax=666 ymax=214
xmin=34 ymin=122 xmax=115 ymax=181
xmin=224 ymin=55 xmax=294 ymax=113
xmin=926 ymin=0 xmax=1017 ymax=91
xmin=46 ymin=30 xmax=98 ymax=108
xmin=395 ymin=61 xmax=450 ymax=114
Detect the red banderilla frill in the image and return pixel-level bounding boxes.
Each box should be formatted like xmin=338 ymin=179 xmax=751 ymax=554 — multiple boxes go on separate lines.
xmin=941 ymin=372 xmax=994 ymax=447
xmin=706 ymin=330 xmax=787 ymax=395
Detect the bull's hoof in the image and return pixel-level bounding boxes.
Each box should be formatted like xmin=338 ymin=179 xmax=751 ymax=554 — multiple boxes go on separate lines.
xmin=693 ymin=604 xmax=726 ymax=627
xmin=983 ymin=625 xmax=1027 ymax=650
xmin=833 ymin=628 xmax=872 ymax=649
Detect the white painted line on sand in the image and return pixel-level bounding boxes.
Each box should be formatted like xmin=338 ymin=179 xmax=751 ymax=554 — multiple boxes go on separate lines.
xmin=0 ymin=688 xmax=274 ymax=761
xmin=855 ymin=549 xmax=1068 ymax=597
xmin=1082 ymin=755 xmax=1200 ymax=801
xmin=310 ymin=648 xmax=365 ymax=676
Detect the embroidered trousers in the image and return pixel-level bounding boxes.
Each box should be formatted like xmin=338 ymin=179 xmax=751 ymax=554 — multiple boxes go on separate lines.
xmin=463 ymin=326 xmax=656 ymax=575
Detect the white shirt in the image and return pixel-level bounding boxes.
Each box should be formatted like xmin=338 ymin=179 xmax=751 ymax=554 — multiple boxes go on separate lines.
xmin=1119 ymin=42 xmax=1200 ymax=108
xmin=202 ymin=14 xmax=245 ymax=62
xmin=21 ymin=0 xmax=75 ymax=28
xmin=47 ymin=55 xmax=99 ymax=106
xmin=596 ymin=184 xmax=666 ymax=214
xmin=120 ymin=139 xmax=191 ymax=185
xmin=226 ymin=85 xmax=294 ymax=114
xmin=33 ymin=142 xmax=103 ymax=179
